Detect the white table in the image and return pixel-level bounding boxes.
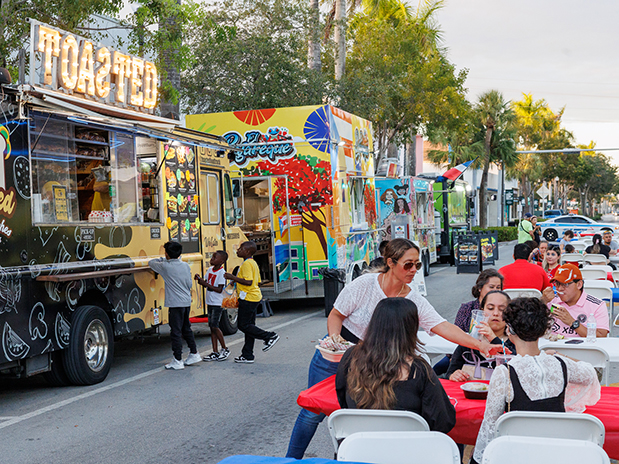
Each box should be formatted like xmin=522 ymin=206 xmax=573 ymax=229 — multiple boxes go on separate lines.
xmin=418 ymin=330 xmax=619 ymax=364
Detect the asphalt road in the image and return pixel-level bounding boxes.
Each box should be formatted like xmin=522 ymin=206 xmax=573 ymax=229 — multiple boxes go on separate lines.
xmin=0 ymin=241 xmax=615 ymax=463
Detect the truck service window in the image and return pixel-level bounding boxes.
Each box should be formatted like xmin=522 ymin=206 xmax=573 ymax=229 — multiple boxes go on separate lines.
xmin=29 ymin=112 xmax=162 ymax=225
xmin=200 ymin=173 xmax=220 ymax=225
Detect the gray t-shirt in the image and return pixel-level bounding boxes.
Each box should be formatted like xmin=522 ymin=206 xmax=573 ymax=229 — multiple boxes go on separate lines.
xmin=149 ymin=257 xmax=192 ymax=307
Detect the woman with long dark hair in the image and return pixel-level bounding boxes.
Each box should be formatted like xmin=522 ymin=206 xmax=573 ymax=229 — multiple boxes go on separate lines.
xmin=336 ymin=298 xmax=456 ymax=433
xmin=585 ymin=233 xmax=611 ymax=260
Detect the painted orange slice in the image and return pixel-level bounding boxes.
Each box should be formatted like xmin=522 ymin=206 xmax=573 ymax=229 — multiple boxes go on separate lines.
xmin=234 ymin=108 xmax=276 ymax=126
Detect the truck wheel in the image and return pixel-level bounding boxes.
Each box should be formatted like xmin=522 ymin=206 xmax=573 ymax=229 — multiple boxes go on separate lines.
xmin=43 ymin=351 xmax=71 ymax=387
xmin=220 ymin=308 xmax=238 ymax=335
xmin=63 ymin=305 xmax=114 ymax=386
xmin=543 ymin=229 xmax=558 ymax=241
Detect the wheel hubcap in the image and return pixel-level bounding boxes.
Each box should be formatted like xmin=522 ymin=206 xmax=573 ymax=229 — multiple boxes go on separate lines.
xmin=227 ymin=308 xmax=238 ymax=326
xmin=83 ymin=319 xmax=108 ymax=372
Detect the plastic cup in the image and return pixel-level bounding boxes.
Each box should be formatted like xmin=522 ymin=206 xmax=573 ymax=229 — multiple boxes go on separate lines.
xmin=470 ymin=310 xmax=490 ymax=340
xmin=494 ymin=354 xmax=514 ymax=367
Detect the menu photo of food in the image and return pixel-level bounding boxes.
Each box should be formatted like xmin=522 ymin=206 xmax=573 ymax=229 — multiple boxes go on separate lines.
xmin=166 ymin=216 xmax=180 ymax=240
xmin=187 ymin=148 xmax=195 ymax=166
xmin=165 ymin=145 xmax=177 ymax=164
xmin=181 ymin=218 xmax=190 ymax=242
xmin=186 ymin=171 xmax=196 ymax=192
xmin=177 ymin=147 xmax=187 ymax=166
xmin=188 ymin=195 xmax=198 ymax=215
xmin=166 ymin=193 xmax=178 ymax=216
xmin=177 ymin=193 xmax=189 ymax=216
xmin=176 ymin=168 xmax=186 ymax=191
xmin=190 ymin=218 xmax=200 ymax=241
xmin=165 ymin=166 xmax=177 ymax=190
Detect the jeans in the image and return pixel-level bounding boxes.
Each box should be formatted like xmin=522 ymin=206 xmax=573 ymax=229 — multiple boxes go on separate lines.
xmin=238 ymin=299 xmax=274 ymax=360
xmin=285 ymin=349 xmax=340 ymax=459
xmin=168 ymin=306 xmax=197 ymax=360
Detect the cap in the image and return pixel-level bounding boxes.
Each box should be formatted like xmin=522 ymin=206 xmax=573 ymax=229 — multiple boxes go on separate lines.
xmin=524 ymin=213 xmax=533 ymax=218
xmin=603 ymin=230 xmax=613 ymax=235
xmin=551 ymin=264 xmax=582 ymax=284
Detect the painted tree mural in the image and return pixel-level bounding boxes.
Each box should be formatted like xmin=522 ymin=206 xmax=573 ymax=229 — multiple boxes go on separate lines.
xmin=255 ymin=154 xmax=332 ymax=258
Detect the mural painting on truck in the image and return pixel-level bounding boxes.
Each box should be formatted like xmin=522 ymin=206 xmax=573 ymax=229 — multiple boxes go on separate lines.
xmin=186 ymin=105 xmax=380 ymax=298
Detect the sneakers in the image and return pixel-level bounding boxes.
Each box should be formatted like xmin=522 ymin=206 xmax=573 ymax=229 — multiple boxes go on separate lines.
xmin=185 ymin=352 xmax=202 ymax=366
xmin=263 ymin=334 xmax=280 ymax=352
xmin=234 ymin=356 xmax=255 ymax=364
xmin=203 ymin=352 xmax=220 ymax=362
xmin=165 ymin=358 xmax=185 ymax=370
xmin=218 ymin=348 xmax=230 ymax=361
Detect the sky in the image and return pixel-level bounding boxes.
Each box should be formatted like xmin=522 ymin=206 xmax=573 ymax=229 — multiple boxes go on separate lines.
xmin=434 ymin=0 xmax=619 ymax=164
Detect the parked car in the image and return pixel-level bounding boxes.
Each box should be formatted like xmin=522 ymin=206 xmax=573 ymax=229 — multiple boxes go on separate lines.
xmin=539 ymin=214 xmax=619 ymax=241
xmin=543 ymin=209 xmax=564 ymax=219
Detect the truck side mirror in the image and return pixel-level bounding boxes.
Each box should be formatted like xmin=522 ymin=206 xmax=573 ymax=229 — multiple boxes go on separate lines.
xmin=235 ymin=208 xmax=243 ymax=219
xmin=232 ymin=180 xmax=241 ymax=198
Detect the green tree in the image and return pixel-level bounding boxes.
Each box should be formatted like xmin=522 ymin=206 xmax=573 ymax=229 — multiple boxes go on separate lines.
xmin=181 ymin=0 xmax=325 ymax=113
xmin=473 ymin=90 xmax=516 ymax=228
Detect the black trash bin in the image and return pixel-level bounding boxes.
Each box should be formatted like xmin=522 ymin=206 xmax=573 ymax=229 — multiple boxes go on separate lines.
xmin=318 ymin=268 xmax=345 ymax=317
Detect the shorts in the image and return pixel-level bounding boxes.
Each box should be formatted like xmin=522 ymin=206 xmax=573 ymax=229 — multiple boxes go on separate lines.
xmin=208 ymin=305 xmax=223 ymax=329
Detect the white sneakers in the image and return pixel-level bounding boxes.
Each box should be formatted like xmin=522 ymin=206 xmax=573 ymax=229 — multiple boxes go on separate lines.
xmin=184 ymin=352 xmax=202 ymax=366
xmin=165 ymin=358 xmax=185 ymax=370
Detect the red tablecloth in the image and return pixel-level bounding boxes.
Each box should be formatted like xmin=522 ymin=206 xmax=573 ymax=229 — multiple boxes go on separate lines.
xmin=297 ymin=375 xmax=619 ymax=459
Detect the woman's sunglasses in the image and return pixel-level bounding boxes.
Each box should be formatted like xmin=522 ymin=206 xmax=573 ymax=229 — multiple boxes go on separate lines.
xmin=394 ymin=260 xmax=423 ymax=271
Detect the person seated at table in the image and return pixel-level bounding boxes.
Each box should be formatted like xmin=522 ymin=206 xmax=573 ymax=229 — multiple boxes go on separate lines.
xmin=445 ymin=291 xmax=514 ymax=382
xmin=547 ymin=264 xmax=609 ymax=338
xmin=542 ymin=245 xmax=561 ymax=279
xmin=529 ymin=240 xmax=548 ymax=266
xmin=471 ymin=297 xmax=601 ymax=464
xmin=585 ymin=233 xmax=616 ymax=270
xmin=499 ymin=243 xmax=551 ymax=292
xmin=335 ymin=297 xmax=456 ymax=433
xmin=602 ymin=230 xmax=618 ymax=257
xmin=285 ymin=239 xmax=505 ymax=459
xmin=559 ymin=229 xmax=575 ymax=253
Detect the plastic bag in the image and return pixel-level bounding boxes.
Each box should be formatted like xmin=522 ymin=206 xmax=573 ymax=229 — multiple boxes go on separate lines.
xmin=221 ymin=283 xmax=238 ymax=309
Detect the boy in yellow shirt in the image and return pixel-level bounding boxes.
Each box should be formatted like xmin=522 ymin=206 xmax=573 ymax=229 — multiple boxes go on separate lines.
xmin=225 ymin=241 xmax=279 ymax=363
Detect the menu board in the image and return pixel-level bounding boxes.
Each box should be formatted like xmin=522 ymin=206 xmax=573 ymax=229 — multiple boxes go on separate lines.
xmin=454 ymin=234 xmax=482 ymax=274
xmin=163 ymin=143 xmax=199 ymax=252
xmin=52 ymin=185 xmax=69 ymax=222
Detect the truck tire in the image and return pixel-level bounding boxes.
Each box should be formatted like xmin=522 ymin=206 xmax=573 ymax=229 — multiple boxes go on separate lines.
xmin=63 ymin=305 xmax=114 ymax=385
xmin=220 ymin=308 xmax=238 ymax=335
xmin=43 ymin=351 xmax=71 ymax=387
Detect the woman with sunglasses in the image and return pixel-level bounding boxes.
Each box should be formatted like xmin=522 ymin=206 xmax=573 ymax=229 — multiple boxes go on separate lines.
xmin=471 ymin=297 xmax=600 ymax=464
xmin=542 ymin=245 xmax=561 ymax=279
xmin=286 ymin=238 xmax=505 ymax=459
xmin=445 ymin=290 xmax=514 ymax=382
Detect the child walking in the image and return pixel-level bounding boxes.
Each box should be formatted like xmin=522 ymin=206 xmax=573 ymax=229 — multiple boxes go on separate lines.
xmin=224 ymin=241 xmax=279 ymax=363
xmin=149 ymin=241 xmax=201 ymax=370
xmin=195 ymin=250 xmax=230 ymax=362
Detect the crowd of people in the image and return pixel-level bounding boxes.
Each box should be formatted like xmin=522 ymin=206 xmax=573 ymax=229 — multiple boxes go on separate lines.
xmin=286 ymin=237 xmax=605 ymax=463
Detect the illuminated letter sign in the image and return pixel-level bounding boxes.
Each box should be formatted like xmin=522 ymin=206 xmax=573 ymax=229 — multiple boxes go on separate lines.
xmin=31 ymin=20 xmax=158 ymax=113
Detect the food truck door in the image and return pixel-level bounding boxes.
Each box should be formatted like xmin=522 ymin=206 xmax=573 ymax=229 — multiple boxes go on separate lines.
xmin=199 ymin=169 xmax=225 ymax=262
xmin=268 ymin=176 xmax=292 ymax=294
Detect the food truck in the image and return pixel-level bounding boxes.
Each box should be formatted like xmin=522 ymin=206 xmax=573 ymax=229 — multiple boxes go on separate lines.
xmin=0 ymin=20 xmax=245 ymax=385
xmin=186 ymin=105 xmax=380 ymax=300
xmin=375 ymin=177 xmax=437 ymax=295
xmin=433 ymin=179 xmax=470 ymax=263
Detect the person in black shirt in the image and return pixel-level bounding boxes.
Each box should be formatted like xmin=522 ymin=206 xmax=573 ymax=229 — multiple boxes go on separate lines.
xmin=445 ymin=291 xmax=515 ymax=382
xmin=369 ymin=240 xmax=389 ymax=269
xmin=335 ymin=297 xmax=456 ymax=433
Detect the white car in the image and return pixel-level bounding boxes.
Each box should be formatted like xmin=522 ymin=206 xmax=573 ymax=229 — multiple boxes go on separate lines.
xmin=539 ymin=214 xmax=619 ymax=241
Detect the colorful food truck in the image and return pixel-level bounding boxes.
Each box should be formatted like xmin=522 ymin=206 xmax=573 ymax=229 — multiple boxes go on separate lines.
xmin=0 ymin=20 xmax=245 ymax=385
xmin=187 ymin=105 xmax=380 ymax=300
xmin=433 ymin=179 xmax=470 ymax=263
xmin=375 ymin=177 xmax=437 ymax=295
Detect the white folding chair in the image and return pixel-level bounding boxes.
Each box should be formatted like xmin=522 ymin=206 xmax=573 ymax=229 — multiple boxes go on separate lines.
xmin=583 ymin=264 xmax=613 ymax=274
xmin=571 ymin=242 xmax=587 ymax=252
xmin=337 ymin=431 xmax=460 ymax=464
xmin=561 ymin=253 xmax=584 ymax=265
xmin=542 ymin=345 xmax=610 ymax=386
xmin=583 ymin=238 xmax=594 ymax=246
xmin=495 ymin=411 xmax=605 ymax=446
xmin=504 ymin=288 xmax=542 ymax=299
xmin=584 ymin=254 xmax=610 ymax=265
xmin=584 ymin=281 xmax=614 ymax=327
xmin=613 ymin=270 xmax=619 ymax=284
xmin=328 ymin=409 xmax=429 ymax=455
xmin=481 ymin=436 xmax=610 ymax=464
xmin=581 ymin=269 xmax=609 ymax=281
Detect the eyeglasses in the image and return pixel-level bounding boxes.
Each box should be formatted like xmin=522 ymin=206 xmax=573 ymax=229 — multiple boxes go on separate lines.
xmin=554 ymin=281 xmax=578 ymax=289
xmin=394 ymin=260 xmax=423 ymax=271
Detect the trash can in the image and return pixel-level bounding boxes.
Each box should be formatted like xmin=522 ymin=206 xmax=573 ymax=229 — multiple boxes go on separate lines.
xmin=318 ymin=268 xmax=345 ymax=317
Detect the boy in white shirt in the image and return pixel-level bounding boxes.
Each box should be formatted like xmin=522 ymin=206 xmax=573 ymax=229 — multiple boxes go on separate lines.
xmin=195 ymin=250 xmax=230 ymax=361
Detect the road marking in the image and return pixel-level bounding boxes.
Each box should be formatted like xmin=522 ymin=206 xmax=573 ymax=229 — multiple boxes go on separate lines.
xmin=0 ymin=310 xmax=322 ymax=430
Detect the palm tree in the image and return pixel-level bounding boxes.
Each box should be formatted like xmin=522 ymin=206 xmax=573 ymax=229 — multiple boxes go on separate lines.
xmin=474 ymin=90 xmax=516 ymax=228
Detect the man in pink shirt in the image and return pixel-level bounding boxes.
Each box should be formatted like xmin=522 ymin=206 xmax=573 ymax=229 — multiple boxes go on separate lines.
xmin=499 ymin=243 xmax=551 ymax=291
xmin=548 ymin=264 xmax=609 ymax=338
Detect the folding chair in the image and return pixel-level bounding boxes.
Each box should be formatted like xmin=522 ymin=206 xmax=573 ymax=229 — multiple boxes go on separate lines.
xmin=327 ymin=409 xmax=429 ymax=455
xmin=481 ymin=436 xmax=610 ymax=464
xmin=583 ymin=264 xmax=613 ymax=274
xmin=571 ymin=242 xmax=586 ymax=252
xmin=542 ymin=345 xmax=610 ymax=386
xmin=495 ymin=411 xmax=605 ymax=446
xmin=503 ymin=288 xmax=542 ymax=299
xmin=583 ymin=281 xmax=614 ymax=329
xmin=613 ymin=270 xmax=619 ymax=284
xmin=580 ymin=269 xmax=608 ymax=281
xmin=584 ymin=254 xmax=610 ymax=265
xmin=583 ymin=238 xmax=594 ymax=246
xmin=337 ymin=431 xmax=460 ymax=464
xmin=561 ymin=253 xmax=584 ymax=265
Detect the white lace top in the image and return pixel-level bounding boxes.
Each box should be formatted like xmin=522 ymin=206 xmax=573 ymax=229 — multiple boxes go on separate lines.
xmin=473 ymin=351 xmax=600 ymax=462
xmin=334 ymin=273 xmax=445 ymax=340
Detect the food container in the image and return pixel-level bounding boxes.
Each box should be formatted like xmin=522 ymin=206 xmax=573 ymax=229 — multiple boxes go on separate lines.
xmin=461 ymin=382 xmax=489 ymax=400
xmin=316 ymin=345 xmax=345 ymax=363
